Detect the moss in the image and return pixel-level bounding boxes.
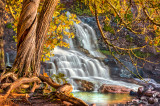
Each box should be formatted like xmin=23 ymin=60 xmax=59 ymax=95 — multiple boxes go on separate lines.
xmin=125 ymin=35 xmax=133 ymax=42
xmin=103 ymin=24 xmax=115 ymax=34
xmin=100 ymin=50 xmax=116 ymax=55
xmin=69 ymin=1 xmax=93 ymax=16
xmin=133 ymin=50 xmax=151 ymax=58
xmin=6 ymin=23 xmax=13 ymax=29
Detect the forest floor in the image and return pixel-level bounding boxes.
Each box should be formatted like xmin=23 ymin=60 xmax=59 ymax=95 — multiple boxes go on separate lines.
xmin=2 ymin=92 xmax=69 ymax=106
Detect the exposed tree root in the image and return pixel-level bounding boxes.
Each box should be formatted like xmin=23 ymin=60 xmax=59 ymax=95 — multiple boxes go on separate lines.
xmin=0 ymin=72 xmax=17 ymax=83
xmin=30 ymin=82 xmax=40 ymax=93
xmin=56 ymin=83 xmax=73 ymax=95
xmin=0 ymin=75 xmax=89 ymax=106
xmin=39 ymin=74 xmax=61 ymax=89
xmin=0 ymin=83 xmax=30 ymax=89
xmin=3 ymin=77 xmax=41 ymax=100
xmin=56 ymin=92 xmax=88 ymax=106
xmin=0 ymin=83 xmax=11 ymax=89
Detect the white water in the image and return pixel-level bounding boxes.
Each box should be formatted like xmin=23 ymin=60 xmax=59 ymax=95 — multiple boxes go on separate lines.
xmin=46 ymin=12 xmax=140 ymax=91
xmin=6 ymin=53 xmax=11 ymax=67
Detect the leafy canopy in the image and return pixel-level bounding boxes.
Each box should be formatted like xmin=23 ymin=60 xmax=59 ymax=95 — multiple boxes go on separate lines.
xmin=5 ymin=0 xmax=80 ymax=61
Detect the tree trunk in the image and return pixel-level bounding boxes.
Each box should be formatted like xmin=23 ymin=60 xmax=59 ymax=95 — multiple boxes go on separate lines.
xmin=0 ymin=0 xmax=5 ymax=72
xmin=11 ymin=0 xmax=59 ymax=76
xmin=35 ymin=0 xmax=59 ymax=75
xmin=11 ymin=0 xmax=40 ymax=77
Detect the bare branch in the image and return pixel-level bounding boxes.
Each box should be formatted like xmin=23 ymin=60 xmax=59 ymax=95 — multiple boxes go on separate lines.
xmin=141 ymin=1 xmax=160 ymax=27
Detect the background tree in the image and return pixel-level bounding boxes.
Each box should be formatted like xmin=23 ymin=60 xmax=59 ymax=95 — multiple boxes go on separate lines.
xmin=0 ymin=0 xmax=5 ymax=72
xmin=80 ymin=0 xmax=160 ymax=81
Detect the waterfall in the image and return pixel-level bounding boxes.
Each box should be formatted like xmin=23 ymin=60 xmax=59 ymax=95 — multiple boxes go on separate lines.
xmin=46 ymin=12 xmax=140 ymax=91
xmin=6 ymin=53 xmax=11 ymax=67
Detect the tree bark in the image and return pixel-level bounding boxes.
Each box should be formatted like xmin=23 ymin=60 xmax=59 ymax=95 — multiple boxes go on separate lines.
xmin=35 ymin=0 xmax=59 ymax=75
xmin=11 ymin=0 xmax=40 ymax=77
xmin=0 ymin=0 xmax=5 ymax=72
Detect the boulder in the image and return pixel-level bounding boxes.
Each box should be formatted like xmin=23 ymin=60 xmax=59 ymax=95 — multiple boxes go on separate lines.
xmin=148 ymin=97 xmax=159 ymax=104
xmin=129 ymin=90 xmax=137 ymax=96
xmin=74 ymin=79 xmax=95 ymax=92
xmin=98 ymin=84 xmax=133 ymax=93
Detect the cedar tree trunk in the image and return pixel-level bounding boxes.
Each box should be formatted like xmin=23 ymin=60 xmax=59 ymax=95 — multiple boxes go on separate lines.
xmin=11 ymin=0 xmax=59 ymax=77
xmin=35 ymin=0 xmax=59 ymax=75
xmin=11 ymin=0 xmax=40 ymax=77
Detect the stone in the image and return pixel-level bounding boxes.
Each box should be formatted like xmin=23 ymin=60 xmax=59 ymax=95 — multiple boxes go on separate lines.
xmin=75 ymin=79 xmax=94 ymax=92
xmin=157 ymin=94 xmax=160 ymax=98
xmin=129 ymin=90 xmax=137 ymax=96
xmin=98 ymin=84 xmax=133 ymax=93
xmin=140 ymin=96 xmax=148 ymax=102
xmin=148 ymin=97 xmax=158 ymax=104
xmin=137 ymin=87 xmax=144 ymax=96
xmin=90 ymin=103 xmax=96 ymax=106
xmin=144 ymin=91 xmax=157 ymax=97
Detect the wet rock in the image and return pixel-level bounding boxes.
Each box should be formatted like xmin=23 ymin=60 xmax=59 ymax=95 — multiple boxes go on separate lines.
xmin=137 ymin=87 xmax=144 ymax=96
xmin=157 ymin=94 xmax=160 ymax=98
xmin=90 ymin=103 xmax=96 ymax=106
xmin=148 ymin=97 xmax=158 ymax=104
xmin=144 ymin=91 xmax=158 ymax=97
xmin=132 ymin=99 xmax=139 ymax=105
xmin=140 ymin=96 xmax=147 ymax=102
xmin=75 ymin=79 xmax=95 ymax=92
xmin=128 ymin=85 xmax=160 ymax=105
xmin=129 ymin=90 xmax=137 ymax=96
xmin=98 ymin=84 xmax=133 ymax=93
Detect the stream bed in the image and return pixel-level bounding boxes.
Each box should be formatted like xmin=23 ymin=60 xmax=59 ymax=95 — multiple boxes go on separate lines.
xmin=73 ymin=92 xmax=135 ymax=106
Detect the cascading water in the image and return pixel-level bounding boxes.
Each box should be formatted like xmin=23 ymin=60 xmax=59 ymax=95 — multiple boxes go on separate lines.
xmin=6 ymin=53 xmax=11 ymax=67
xmin=46 ymin=12 xmax=140 ymax=91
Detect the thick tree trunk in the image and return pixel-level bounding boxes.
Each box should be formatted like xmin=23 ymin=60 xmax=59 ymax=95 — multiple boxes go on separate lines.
xmin=0 ymin=0 xmax=5 ymax=72
xmin=11 ymin=0 xmax=40 ymax=77
xmin=35 ymin=0 xmax=59 ymax=75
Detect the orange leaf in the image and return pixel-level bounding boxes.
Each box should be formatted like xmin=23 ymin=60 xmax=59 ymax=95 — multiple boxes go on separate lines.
xmin=154 ymin=25 xmax=157 ymax=30
xmin=43 ymin=72 xmax=49 ymax=77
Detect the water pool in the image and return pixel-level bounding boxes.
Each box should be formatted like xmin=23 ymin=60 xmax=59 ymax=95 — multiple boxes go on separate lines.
xmin=73 ymin=92 xmax=134 ymax=106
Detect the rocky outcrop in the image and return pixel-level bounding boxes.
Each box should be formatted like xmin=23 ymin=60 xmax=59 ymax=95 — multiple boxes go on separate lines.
xmin=98 ymin=84 xmax=133 ymax=94
xmin=128 ymin=83 xmax=160 ymax=105
xmin=74 ymin=79 xmax=95 ymax=92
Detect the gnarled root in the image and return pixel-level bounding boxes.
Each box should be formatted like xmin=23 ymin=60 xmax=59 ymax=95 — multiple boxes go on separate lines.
xmin=56 ymin=92 xmax=88 ymax=106
xmin=0 ymin=75 xmax=88 ymax=106
xmin=39 ymin=74 xmax=61 ymax=89
xmin=3 ymin=76 xmax=41 ymax=100
xmin=39 ymin=74 xmax=88 ymax=106
xmin=0 ymin=72 xmax=17 ymax=83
